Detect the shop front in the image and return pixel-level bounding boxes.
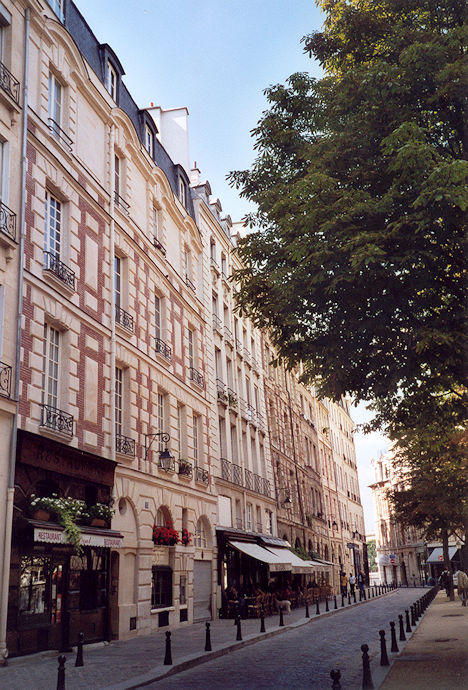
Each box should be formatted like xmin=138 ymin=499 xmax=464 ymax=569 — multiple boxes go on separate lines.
xmin=6 ymin=431 xmax=121 ymax=658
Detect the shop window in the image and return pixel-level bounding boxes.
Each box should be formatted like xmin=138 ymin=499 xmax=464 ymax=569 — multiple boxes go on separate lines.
xmin=151 ymin=565 xmax=172 ymax=608
xmin=19 ymin=556 xmax=51 ymax=617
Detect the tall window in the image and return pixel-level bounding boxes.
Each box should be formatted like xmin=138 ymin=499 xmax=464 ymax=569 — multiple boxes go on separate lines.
xmin=187 ymin=328 xmax=194 ymax=369
xmin=184 ymin=248 xmax=192 ymax=281
xmin=193 ymin=414 xmax=199 ymax=464
xmin=152 ymin=206 xmax=160 ymax=240
xmin=106 ymin=61 xmax=117 ymax=100
xmin=42 ymin=324 xmax=59 ymax=408
xmin=176 ymin=405 xmax=183 ymax=456
xmin=114 ymin=155 xmax=120 ymax=196
xmin=145 ymin=124 xmax=154 ymax=157
xmin=48 ymin=73 xmax=62 ymax=134
xmin=154 ymin=295 xmax=161 ymax=341
xmin=157 ymin=393 xmax=165 ymax=451
xmin=178 ymin=177 xmax=187 ymax=206
xmin=44 ymin=192 xmax=61 ymax=259
xmin=246 ymin=503 xmax=252 ymax=531
xmin=115 ymin=367 xmax=123 ymax=436
xmin=114 ymin=255 xmax=121 ymax=308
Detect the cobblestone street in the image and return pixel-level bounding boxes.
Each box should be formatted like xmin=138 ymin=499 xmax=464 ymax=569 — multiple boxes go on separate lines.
xmin=151 ymin=589 xmax=422 ymax=689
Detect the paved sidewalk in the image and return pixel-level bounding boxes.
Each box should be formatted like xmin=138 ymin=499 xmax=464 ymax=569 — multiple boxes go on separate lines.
xmin=379 ymin=590 xmax=468 ymax=690
xmin=0 ymin=588 xmax=394 ymax=689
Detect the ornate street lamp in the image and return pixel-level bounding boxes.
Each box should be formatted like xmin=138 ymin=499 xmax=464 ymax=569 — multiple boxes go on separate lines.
xmin=144 ymin=431 xmax=174 ymax=470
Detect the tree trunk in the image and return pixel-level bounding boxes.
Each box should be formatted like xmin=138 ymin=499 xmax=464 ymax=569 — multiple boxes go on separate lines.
xmin=442 ymin=529 xmax=454 ymax=601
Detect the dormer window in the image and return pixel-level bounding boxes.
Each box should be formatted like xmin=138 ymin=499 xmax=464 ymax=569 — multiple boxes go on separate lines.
xmin=106 ymin=61 xmax=117 ymax=100
xmin=145 ymin=124 xmax=154 ymax=157
xmin=178 ymin=177 xmax=187 ymax=207
xmin=47 ymin=0 xmax=64 ymax=21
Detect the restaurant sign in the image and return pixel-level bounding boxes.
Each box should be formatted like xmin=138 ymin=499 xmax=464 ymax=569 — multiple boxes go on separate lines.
xmin=34 ymin=527 xmax=123 ymax=548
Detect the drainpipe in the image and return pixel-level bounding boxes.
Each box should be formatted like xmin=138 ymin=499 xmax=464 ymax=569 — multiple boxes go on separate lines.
xmin=109 ymin=123 xmax=116 ymax=473
xmin=0 ymin=7 xmax=30 ymax=665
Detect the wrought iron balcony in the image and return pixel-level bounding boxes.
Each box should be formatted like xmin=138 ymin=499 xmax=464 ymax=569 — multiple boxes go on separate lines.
xmin=0 ymin=362 xmax=12 ymax=397
xmin=48 ymin=118 xmax=73 ymax=152
xmin=195 ymin=466 xmax=209 ymax=484
xmin=235 ymin=337 xmax=243 ymax=353
xmin=189 ymin=366 xmax=204 ymax=387
xmin=232 ymin=463 xmax=243 ymax=486
xmin=221 ymin=270 xmax=230 ymax=284
xmin=40 ymin=403 xmax=73 ymax=437
xmin=116 ymin=434 xmax=136 ymax=456
xmin=114 ymin=191 xmax=130 ymax=214
xmin=216 ymin=379 xmax=228 ymax=403
xmin=262 ymin=478 xmax=271 ymax=497
xmin=155 ymin=337 xmax=172 ymax=360
xmin=178 ymin=460 xmax=193 ymax=478
xmin=224 ymin=326 xmax=233 ymax=345
xmin=185 ymin=274 xmax=196 ymax=292
xmin=253 ymin=473 xmax=262 ymax=493
xmin=210 ymin=257 xmax=220 ymax=273
xmin=212 ymin=314 xmax=223 ymax=333
xmin=221 ymin=457 xmax=231 ymax=482
xmin=244 ymin=349 xmax=251 ymax=365
xmin=43 ymin=251 xmax=75 ymax=290
xmin=244 ymin=468 xmax=253 ymax=490
xmin=0 ymin=201 xmax=16 ymax=242
xmin=239 ymin=398 xmax=249 ymax=420
xmin=252 ymin=357 xmax=260 ymax=371
xmin=247 ymin=404 xmax=256 ymax=424
xmin=153 ymin=236 xmax=166 ymax=254
xmin=115 ymin=305 xmax=134 ymax=332
xmin=0 ymin=60 xmax=20 ymax=104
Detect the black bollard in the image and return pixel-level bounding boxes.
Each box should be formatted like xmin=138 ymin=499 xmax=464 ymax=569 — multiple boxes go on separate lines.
xmin=348 ymin=593 xmax=351 ymax=605
xmin=75 ymin=631 xmax=84 ymax=667
xmin=405 ymin=609 xmax=411 ymax=633
xmin=390 ymin=622 xmax=399 ymax=653
xmin=57 ymin=655 xmax=66 ymax=690
xmin=411 ymin=605 xmax=416 ymax=627
xmin=341 ymin=594 xmax=345 ymax=607
xmin=260 ymin=606 xmax=266 ymax=632
xmin=164 ymin=631 xmax=173 ymax=665
xmin=325 ymin=597 xmax=329 ymax=612
xmin=334 ymin=595 xmax=337 ymax=609
xmin=279 ymin=606 xmax=284 ymax=627
xmin=399 ymin=614 xmax=406 ymax=641
xmin=316 ymin=599 xmax=320 ymax=615
xmin=361 ymin=644 xmax=374 ymax=689
xmin=236 ymin=615 xmax=243 ymax=640
xmin=205 ymin=622 xmax=212 ymax=651
xmin=359 ymin=589 xmax=362 ymax=602
xmin=379 ymin=629 xmax=389 ymax=666
xmin=363 ymin=588 xmax=367 ymax=600
xmin=354 ymin=591 xmax=357 ymax=603
xmin=330 ymin=669 xmax=341 ymax=689
xmin=305 ymin=598 xmax=310 ymax=618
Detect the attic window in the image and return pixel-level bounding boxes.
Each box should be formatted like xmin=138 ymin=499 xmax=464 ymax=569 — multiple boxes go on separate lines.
xmin=48 ymin=0 xmax=64 ymax=21
xmin=178 ymin=177 xmax=187 ymax=207
xmin=106 ymin=61 xmax=117 ymax=100
xmin=145 ymin=124 xmax=154 ymax=157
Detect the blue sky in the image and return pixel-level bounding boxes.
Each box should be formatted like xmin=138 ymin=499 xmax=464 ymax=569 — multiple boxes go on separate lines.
xmin=74 ymin=0 xmax=389 ymax=531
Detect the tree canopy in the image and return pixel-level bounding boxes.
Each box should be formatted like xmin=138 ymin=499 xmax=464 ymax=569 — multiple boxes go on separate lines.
xmin=228 ymin=0 xmax=467 ymax=418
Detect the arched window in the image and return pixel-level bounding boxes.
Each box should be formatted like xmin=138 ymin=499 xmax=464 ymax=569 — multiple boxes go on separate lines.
xmin=156 ymin=506 xmax=172 ymax=528
xmin=195 ymin=516 xmax=212 ymax=548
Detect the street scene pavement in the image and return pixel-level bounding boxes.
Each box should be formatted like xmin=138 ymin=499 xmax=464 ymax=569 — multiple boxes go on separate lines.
xmin=0 ymin=587 xmax=452 ymax=690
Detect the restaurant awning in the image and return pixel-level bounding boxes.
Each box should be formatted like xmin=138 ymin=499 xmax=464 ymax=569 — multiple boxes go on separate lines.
xmin=304 ymin=559 xmax=332 ymax=570
xmin=263 ymin=546 xmax=315 ymax=574
xmin=426 ymin=547 xmax=458 ymax=563
xmin=228 ymin=541 xmax=291 ymax=572
xmin=32 ymin=522 xmax=124 ymax=548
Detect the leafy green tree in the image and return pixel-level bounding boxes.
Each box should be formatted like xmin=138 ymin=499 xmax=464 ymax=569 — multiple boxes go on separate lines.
xmin=366 ymin=539 xmax=378 ymax=572
xmin=229 ymin=0 xmax=467 ymax=416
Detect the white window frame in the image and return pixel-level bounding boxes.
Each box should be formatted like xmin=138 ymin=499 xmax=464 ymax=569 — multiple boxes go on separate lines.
xmin=115 ymin=366 xmax=123 ymax=436
xmin=106 ymin=60 xmax=117 ymax=100
xmin=192 ymin=413 xmax=199 ymax=464
xmin=154 ymin=294 xmax=162 ymax=341
xmin=42 ymin=323 xmax=60 ymax=409
xmin=152 ymin=206 xmax=160 ymax=240
xmin=157 ymin=392 xmax=165 ymax=451
xmin=44 ymin=191 xmax=61 ymax=260
xmin=187 ymin=328 xmax=194 ymax=369
xmin=48 ymin=72 xmax=62 ymax=135
xmin=114 ymin=154 xmax=120 ymax=196
xmin=47 ymin=0 xmax=64 ymax=21
xmin=145 ymin=124 xmax=154 ymax=157
xmin=178 ymin=177 xmax=187 ymax=206
xmin=114 ymin=255 xmax=121 ymax=309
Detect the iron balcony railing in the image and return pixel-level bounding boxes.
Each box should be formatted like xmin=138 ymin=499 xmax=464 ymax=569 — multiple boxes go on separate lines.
xmin=212 ymin=314 xmax=223 ymax=333
xmin=227 ymin=387 xmax=238 ymax=409
xmin=155 ymin=337 xmax=172 ymax=361
xmin=153 ymin=236 xmax=166 ymax=255
xmin=247 ymin=404 xmax=256 ymax=424
xmin=185 ymin=275 xmax=196 ymax=292
xmin=114 ymin=191 xmax=130 ymax=214
xmin=253 ymin=473 xmax=263 ymax=494
xmin=239 ymin=398 xmax=249 ymax=420
xmin=224 ymin=326 xmax=233 ymax=344
xmin=116 ymin=434 xmax=136 ymax=456
xmin=195 ymin=466 xmax=209 ymax=484
xmin=262 ymin=478 xmax=271 ymax=497
xmin=43 ymin=251 xmax=75 ymax=290
xmin=115 ymin=305 xmax=134 ymax=332
xmin=189 ymin=366 xmax=204 ymax=387
xmin=178 ymin=460 xmax=193 ymax=478
xmin=235 ymin=337 xmax=243 ymax=353
xmin=232 ymin=463 xmax=243 ymax=486
xmin=244 ymin=468 xmax=253 ymax=490
xmin=221 ymin=457 xmax=231 ymax=482
xmin=0 ymin=60 xmax=20 ymax=104
xmin=0 ymin=362 xmax=12 ymax=397
xmin=243 ymin=348 xmax=251 ymax=365
xmin=48 ymin=118 xmax=73 ymax=152
xmin=0 ymin=201 xmax=16 ymax=242
xmin=210 ymin=257 xmax=220 ymax=273
xmin=40 ymin=403 xmax=73 ymax=437
xmin=252 ymin=357 xmax=260 ymax=371
xmin=216 ymin=379 xmax=228 ymax=403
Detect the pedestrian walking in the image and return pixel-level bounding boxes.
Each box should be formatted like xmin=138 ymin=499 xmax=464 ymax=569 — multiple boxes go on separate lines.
xmin=349 ymin=573 xmax=356 ymax=596
xmin=340 ymin=572 xmax=348 ymax=597
xmin=357 ymin=570 xmax=366 ymax=597
xmin=456 ymin=567 xmax=468 ymax=607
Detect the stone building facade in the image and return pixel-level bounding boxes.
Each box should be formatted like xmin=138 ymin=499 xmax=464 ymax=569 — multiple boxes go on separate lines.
xmin=0 ymin=0 xmax=367 ymax=661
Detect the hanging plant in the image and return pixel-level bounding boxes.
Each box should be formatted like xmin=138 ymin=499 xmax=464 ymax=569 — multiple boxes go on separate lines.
xmin=152 ymin=525 xmax=180 ymax=546
xmin=181 ymin=527 xmax=192 ymax=546
xmin=29 ymin=494 xmax=86 ymax=554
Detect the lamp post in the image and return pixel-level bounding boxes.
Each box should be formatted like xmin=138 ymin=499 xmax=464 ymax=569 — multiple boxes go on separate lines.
xmin=144 ymin=431 xmax=174 ymax=470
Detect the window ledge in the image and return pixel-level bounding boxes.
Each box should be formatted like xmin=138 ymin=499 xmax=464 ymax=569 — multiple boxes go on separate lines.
xmin=43 ymin=267 xmax=76 ymax=295
xmin=150 ymin=606 xmax=175 ymax=615
xmin=39 ymin=424 xmax=74 ymax=443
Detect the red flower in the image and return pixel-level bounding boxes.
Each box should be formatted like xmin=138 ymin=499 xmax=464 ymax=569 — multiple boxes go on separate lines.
xmin=152 ymin=525 xmax=180 ymax=545
xmin=181 ymin=527 xmax=192 ymax=546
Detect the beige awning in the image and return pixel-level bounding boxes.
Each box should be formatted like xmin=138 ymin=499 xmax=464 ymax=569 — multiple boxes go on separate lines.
xmin=263 ymin=546 xmax=315 ymax=574
xmin=33 ymin=524 xmax=123 ymax=548
xmin=229 ymin=541 xmax=291 ymax=572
